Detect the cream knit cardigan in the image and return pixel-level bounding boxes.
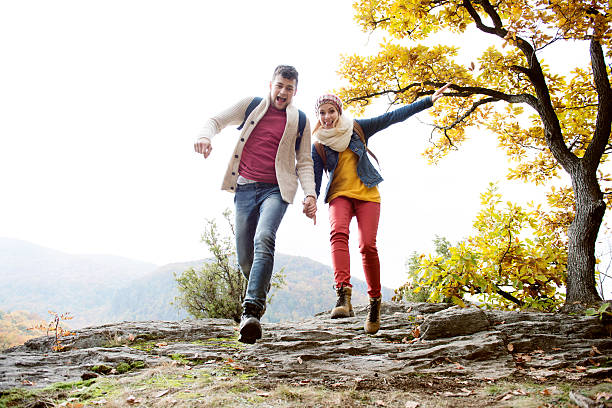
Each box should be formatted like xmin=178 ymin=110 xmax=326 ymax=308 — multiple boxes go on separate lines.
xmin=197 ymin=95 xmax=316 ymax=204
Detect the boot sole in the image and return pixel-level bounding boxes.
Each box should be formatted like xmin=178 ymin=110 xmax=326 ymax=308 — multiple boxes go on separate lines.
xmin=331 ymin=311 xmax=355 ymax=319
xmin=239 ymin=318 xmax=262 ymax=344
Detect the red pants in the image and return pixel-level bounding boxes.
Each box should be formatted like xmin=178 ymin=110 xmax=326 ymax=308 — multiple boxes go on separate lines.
xmin=328 ymin=196 xmax=381 ymax=298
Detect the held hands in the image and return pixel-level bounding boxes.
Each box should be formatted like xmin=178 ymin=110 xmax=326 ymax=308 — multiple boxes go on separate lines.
xmin=302 ymin=196 xmax=317 ymax=225
xmin=194 ymin=137 xmax=212 ymax=158
xmin=431 ymin=83 xmax=452 ymax=103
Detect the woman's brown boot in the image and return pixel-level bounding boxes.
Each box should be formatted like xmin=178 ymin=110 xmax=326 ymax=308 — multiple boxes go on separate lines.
xmin=331 ymin=286 xmax=354 ymax=318
xmin=364 ymin=296 xmax=382 ymax=334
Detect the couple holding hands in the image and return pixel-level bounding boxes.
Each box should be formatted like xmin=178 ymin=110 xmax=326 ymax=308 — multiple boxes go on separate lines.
xmin=194 ymin=65 xmax=450 ymax=344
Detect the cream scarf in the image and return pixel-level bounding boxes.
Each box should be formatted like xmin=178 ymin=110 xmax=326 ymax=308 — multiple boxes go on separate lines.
xmin=313 ymin=114 xmax=353 ymax=152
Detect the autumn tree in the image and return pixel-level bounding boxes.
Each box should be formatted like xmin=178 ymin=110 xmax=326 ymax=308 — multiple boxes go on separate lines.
xmin=397 ymin=184 xmax=568 ymax=311
xmin=338 ymin=0 xmax=611 ymax=311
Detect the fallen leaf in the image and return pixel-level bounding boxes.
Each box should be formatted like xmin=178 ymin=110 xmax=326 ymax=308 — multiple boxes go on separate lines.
xmin=126 ymin=395 xmax=140 ymax=404
xmin=592 ymin=345 xmax=602 ymax=355
xmin=405 ymin=401 xmax=419 ymax=408
xmin=552 ymin=347 xmax=562 ymax=351
xmin=155 ymin=342 xmax=167 ymax=347
xmin=21 ymin=380 xmax=35 ymax=386
xmin=589 ymin=358 xmax=600 ymax=366
xmin=455 ymin=363 xmax=465 ymax=370
xmin=501 ymin=394 xmax=513 ymax=401
xmin=533 ymin=349 xmax=545 ymax=354
xmin=155 ymin=390 xmax=169 ymax=398
xmin=541 ymin=389 xmax=551 ymax=396
xmin=128 ymin=334 xmax=136 ymax=342
xmin=575 ymin=365 xmax=587 ymax=372
xmin=512 ymin=389 xmax=528 ymax=396
xmin=297 ymin=356 xmax=303 ymax=364
xmin=507 ymin=343 xmax=514 ymax=352
xmin=541 ymin=355 xmax=554 ymax=360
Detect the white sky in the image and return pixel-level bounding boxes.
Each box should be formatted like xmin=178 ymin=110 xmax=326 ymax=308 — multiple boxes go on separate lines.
xmin=0 ymin=0 xmax=606 ymax=290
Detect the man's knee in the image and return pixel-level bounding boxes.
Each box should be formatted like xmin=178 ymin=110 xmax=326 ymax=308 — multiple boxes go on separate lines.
xmin=254 ymin=229 xmax=276 ymax=251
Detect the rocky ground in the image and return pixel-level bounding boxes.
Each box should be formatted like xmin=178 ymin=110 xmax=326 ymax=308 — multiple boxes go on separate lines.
xmin=1 ymin=302 xmax=611 ymax=407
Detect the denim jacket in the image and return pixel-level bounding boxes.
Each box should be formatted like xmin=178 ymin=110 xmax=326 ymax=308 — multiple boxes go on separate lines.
xmin=312 ymin=97 xmax=433 ymax=203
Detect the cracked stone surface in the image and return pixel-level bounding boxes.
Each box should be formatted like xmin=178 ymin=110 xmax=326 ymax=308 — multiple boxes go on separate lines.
xmin=1 ymin=302 xmax=611 ymax=389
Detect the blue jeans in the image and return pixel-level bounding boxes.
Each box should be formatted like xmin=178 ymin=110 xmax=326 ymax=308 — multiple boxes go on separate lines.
xmin=234 ymin=183 xmax=288 ymax=313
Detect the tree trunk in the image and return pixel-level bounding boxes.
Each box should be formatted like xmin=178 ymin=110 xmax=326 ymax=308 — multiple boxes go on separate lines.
xmin=564 ymin=164 xmax=606 ymax=311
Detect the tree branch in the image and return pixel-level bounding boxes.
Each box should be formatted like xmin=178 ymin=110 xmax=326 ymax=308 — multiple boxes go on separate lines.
xmin=463 ymin=0 xmax=578 ymax=174
xmin=583 ymin=38 xmax=612 ymax=172
xmin=344 ymin=82 xmax=423 ymax=105
xmin=498 ymin=221 xmax=513 ymax=278
xmin=436 ymin=96 xmax=499 ymax=131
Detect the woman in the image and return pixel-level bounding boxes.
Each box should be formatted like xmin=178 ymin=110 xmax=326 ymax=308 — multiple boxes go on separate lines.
xmin=310 ymin=84 xmax=450 ymax=334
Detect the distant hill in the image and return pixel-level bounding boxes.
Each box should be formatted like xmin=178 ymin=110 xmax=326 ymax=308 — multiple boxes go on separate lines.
xmin=106 ymin=254 xmax=394 ymax=324
xmin=0 ymin=238 xmax=395 ymax=330
xmin=0 ymin=238 xmax=157 ymax=327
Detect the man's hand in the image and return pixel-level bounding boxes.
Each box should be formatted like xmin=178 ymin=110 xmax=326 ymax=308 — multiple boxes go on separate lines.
xmin=431 ymin=83 xmax=452 ymax=103
xmin=194 ymin=137 xmax=212 ymax=158
xmin=302 ymin=195 xmax=317 ymax=225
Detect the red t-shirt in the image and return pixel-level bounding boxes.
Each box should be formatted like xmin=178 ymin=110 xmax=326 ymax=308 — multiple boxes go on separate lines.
xmin=238 ymin=106 xmax=287 ymax=184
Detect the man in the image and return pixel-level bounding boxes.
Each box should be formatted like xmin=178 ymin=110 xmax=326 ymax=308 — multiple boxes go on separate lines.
xmin=194 ymin=65 xmax=317 ymax=344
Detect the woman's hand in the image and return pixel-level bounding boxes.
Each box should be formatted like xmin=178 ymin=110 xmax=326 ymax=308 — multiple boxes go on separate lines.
xmin=431 ymin=83 xmax=452 ymax=103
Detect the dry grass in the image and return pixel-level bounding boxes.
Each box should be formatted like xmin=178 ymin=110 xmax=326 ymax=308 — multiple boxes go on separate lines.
xmin=2 ymin=362 xmax=611 ymax=408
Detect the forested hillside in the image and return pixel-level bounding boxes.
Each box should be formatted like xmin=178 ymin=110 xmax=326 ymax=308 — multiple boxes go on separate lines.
xmin=105 ymin=254 xmax=392 ymax=323
xmin=0 ymin=310 xmax=46 ymax=350
xmin=1 ymin=238 xmax=394 ymax=341
xmin=0 ymin=238 xmax=156 ymax=327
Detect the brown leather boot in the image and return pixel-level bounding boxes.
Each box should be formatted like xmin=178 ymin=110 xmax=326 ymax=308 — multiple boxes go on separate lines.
xmin=364 ymin=296 xmax=382 ymax=334
xmin=331 ymin=286 xmax=355 ymax=319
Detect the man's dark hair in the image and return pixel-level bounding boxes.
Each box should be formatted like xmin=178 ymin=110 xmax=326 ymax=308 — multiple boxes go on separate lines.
xmin=272 ymin=65 xmax=299 ymax=85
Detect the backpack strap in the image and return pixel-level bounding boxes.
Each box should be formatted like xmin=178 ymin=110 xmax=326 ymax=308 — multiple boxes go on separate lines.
xmin=353 ymin=120 xmax=380 ymax=166
xmin=237 ymin=97 xmax=263 ymax=131
xmin=314 ymin=141 xmax=327 ymax=171
xmin=295 ymin=110 xmax=306 ymax=151
xmin=237 ymin=97 xmax=306 ymax=151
